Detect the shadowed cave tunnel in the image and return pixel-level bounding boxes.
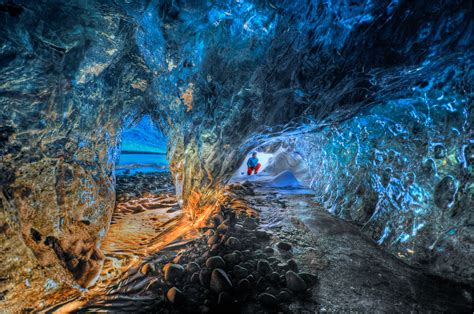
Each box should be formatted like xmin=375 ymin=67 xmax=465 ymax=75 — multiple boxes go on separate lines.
xmin=0 ymin=0 xmax=473 ymax=312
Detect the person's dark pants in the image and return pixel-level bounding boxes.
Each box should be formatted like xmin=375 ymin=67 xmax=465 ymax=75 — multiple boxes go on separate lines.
xmin=247 ymin=163 xmax=261 ymax=175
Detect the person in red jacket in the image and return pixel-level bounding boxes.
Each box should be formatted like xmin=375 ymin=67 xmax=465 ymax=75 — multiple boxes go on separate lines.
xmin=247 ymin=152 xmax=261 ymax=175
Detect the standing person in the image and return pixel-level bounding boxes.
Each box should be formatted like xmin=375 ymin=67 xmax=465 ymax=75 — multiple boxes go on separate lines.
xmin=247 ymin=152 xmax=261 ymax=175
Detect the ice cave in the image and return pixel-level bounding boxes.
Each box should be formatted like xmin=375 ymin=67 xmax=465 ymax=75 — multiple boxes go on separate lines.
xmin=0 ymin=0 xmax=472 ymax=312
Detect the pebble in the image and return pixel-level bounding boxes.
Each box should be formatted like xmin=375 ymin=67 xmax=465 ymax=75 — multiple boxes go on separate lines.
xmin=299 ymin=272 xmax=318 ymax=287
xmin=277 ymin=242 xmax=292 ymax=251
xmin=218 ymin=291 xmax=232 ymax=305
xmin=200 ymin=268 xmax=211 ymax=286
xmin=234 ymin=224 xmax=245 ymax=233
xmin=237 ymin=278 xmax=251 ymax=291
xmin=256 ymin=277 xmax=268 ymax=291
xmin=257 ymin=259 xmax=272 ymax=275
xmin=207 ymin=235 xmax=219 ymax=246
xmin=277 ymin=290 xmax=292 ymax=302
xmin=206 ymin=256 xmax=226 ymax=270
xmin=287 ymin=259 xmax=298 ymax=272
xmin=263 ymin=247 xmax=274 ymax=254
xmin=233 ymin=265 xmax=249 ymax=278
xmin=186 ymin=262 xmax=200 ymax=274
xmin=190 ymin=272 xmax=200 ymax=284
xmin=225 ymin=237 xmax=241 ymax=250
xmin=223 ymin=252 xmax=240 ymax=266
xmin=243 ymin=217 xmax=258 ymax=230
xmin=255 ymin=229 xmax=271 ymax=240
xmin=163 ymin=263 xmax=185 ymax=283
xmin=258 ymin=292 xmax=279 ymax=307
xmin=210 ymin=268 xmax=233 ymax=293
xmin=285 ymin=270 xmax=307 ymax=292
xmin=268 ymin=271 xmax=280 ymax=284
xmin=167 ymin=287 xmax=185 ymax=304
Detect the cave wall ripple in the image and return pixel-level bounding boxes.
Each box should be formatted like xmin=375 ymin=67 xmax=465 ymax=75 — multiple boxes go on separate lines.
xmin=293 ymin=55 xmax=473 ymax=283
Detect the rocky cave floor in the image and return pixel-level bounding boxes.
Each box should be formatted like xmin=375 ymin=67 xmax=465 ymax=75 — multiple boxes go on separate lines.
xmin=43 ymin=172 xmax=472 ymax=313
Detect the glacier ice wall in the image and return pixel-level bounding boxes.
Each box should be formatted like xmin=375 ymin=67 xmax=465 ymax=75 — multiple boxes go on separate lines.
xmin=0 ymin=0 xmax=153 ymax=293
xmin=145 ymin=0 xmax=473 ymax=283
xmin=291 ymin=57 xmax=473 ymax=282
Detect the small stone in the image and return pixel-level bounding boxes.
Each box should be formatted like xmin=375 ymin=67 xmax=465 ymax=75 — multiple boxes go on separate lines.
xmin=234 ymin=224 xmax=245 ymax=233
xmin=268 ymin=256 xmax=280 ymax=263
xmin=285 ymin=271 xmax=307 ymax=292
xmin=210 ymin=269 xmax=233 ymax=293
xmin=246 ymin=274 xmax=255 ymax=283
xmin=287 ymin=259 xmax=298 ymax=272
xmin=200 ymin=268 xmax=211 ymax=286
xmin=277 ymin=290 xmax=292 ymax=302
xmin=204 ymin=229 xmax=215 ymax=237
xmin=258 ymin=292 xmax=279 ymax=307
xmin=255 ymin=229 xmax=270 ymax=240
xmin=190 ymin=272 xmax=200 ymax=284
xmin=208 ymin=235 xmax=219 ymax=246
xmin=233 ymin=265 xmax=249 ymax=278
xmin=257 ymin=259 xmax=272 ymax=275
xmin=265 ymin=286 xmax=279 ymax=295
xmin=263 ymin=247 xmax=274 ymax=254
xmin=223 ymin=252 xmax=240 ymax=266
xmin=186 ymin=262 xmax=200 ymax=274
xmin=210 ymin=243 xmax=220 ymax=254
xmin=206 ymin=256 xmax=226 ymax=270
xmin=218 ymin=292 xmax=232 ymax=305
xmin=256 ymin=277 xmax=268 ymax=291
xmin=242 ymin=261 xmax=254 ymax=270
xmin=167 ymin=287 xmax=185 ymax=304
xmin=243 ymin=217 xmax=258 ymax=230
xmin=163 ymin=263 xmax=185 ymax=283
xmin=268 ymin=271 xmax=280 ymax=284
xmin=277 ymin=242 xmax=292 ymax=251
xmin=299 ymin=272 xmax=318 ymax=287
xmin=237 ymin=278 xmax=251 ymax=291
xmin=225 ymin=237 xmax=241 ymax=250
xmin=232 ymin=250 xmax=242 ymax=258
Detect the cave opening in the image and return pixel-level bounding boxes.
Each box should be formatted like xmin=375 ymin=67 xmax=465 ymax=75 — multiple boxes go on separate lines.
xmin=230 ymin=142 xmax=312 ymax=190
xmin=116 ymin=114 xmax=168 ymax=176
